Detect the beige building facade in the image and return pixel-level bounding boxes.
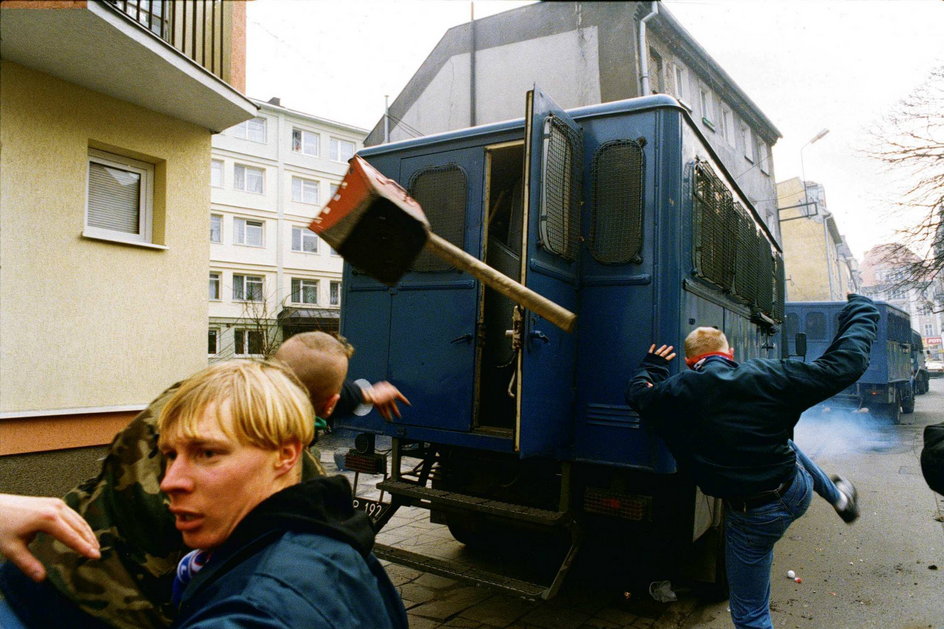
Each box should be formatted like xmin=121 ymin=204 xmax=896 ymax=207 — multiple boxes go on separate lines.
xmin=208 ymin=99 xmax=366 ymax=361
xmin=777 ymin=177 xmax=859 ymax=301
xmin=0 ymin=0 xmax=255 ymax=454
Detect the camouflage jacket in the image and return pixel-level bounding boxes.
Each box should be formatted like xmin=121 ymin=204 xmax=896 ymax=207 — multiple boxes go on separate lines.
xmin=29 ymin=384 xmax=326 ymax=629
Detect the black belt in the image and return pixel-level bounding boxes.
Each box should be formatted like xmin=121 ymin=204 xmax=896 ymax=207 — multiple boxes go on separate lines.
xmin=724 ymin=472 xmax=795 ymax=513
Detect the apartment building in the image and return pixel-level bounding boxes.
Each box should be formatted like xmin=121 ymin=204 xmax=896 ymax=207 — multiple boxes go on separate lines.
xmin=365 ymin=1 xmax=782 ymax=241
xmin=208 ymin=98 xmax=367 ymax=361
xmin=777 ymin=177 xmax=860 ymax=300
xmin=860 ymin=243 xmax=944 ymax=360
xmin=0 ymin=0 xmax=255 ymax=458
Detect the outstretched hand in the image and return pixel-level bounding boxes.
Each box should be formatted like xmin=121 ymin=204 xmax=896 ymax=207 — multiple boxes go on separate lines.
xmin=365 ymin=381 xmax=411 ymax=421
xmin=0 ymin=494 xmax=100 ymax=582
xmin=648 ymin=344 xmax=677 ymax=362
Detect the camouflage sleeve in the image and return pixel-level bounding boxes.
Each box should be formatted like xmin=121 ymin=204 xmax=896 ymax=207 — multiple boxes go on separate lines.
xmin=30 ymin=382 xmax=327 ymax=629
xmin=29 ymin=384 xmax=183 ymax=629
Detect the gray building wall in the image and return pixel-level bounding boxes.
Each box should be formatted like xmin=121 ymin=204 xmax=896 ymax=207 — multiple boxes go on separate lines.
xmin=366 ymin=1 xmax=782 ymax=241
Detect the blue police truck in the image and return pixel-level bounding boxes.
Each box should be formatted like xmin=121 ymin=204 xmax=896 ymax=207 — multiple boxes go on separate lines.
xmin=334 ymin=89 xmax=785 ymax=598
xmin=784 ymin=300 xmax=914 ymax=422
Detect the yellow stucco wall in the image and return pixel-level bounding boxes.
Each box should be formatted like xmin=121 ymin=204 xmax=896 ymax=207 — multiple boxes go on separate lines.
xmin=0 ymin=62 xmax=210 ymax=413
xmin=778 ymin=177 xmax=834 ymax=301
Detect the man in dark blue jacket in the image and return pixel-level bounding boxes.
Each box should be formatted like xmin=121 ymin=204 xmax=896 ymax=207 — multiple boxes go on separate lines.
xmin=627 ymin=294 xmax=879 ymax=629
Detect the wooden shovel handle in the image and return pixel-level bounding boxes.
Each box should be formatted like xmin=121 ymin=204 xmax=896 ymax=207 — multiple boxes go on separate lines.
xmin=425 ymin=233 xmax=577 ymax=334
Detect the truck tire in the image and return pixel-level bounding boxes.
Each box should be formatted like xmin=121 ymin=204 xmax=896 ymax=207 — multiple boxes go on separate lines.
xmin=901 ymin=383 xmax=915 ymax=414
xmin=696 ymin=525 xmax=729 ymax=602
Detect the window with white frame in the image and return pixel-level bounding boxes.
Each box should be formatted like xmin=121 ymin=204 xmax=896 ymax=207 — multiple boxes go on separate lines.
xmin=673 ymin=65 xmax=687 ymax=101
xmin=234 ymin=164 xmax=264 ymax=194
xmin=292 ymin=225 xmax=318 ymax=253
xmin=292 ymin=129 xmax=320 ymax=156
xmin=234 ymin=217 xmax=264 ymax=247
xmin=210 ymin=214 xmax=222 ymax=243
xmin=925 ymin=322 xmax=934 ymax=337
xmin=291 ymin=278 xmax=319 ymax=304
xmin=234 ymin=328 xmax=264 ymax=356
xmin=233 ymin=274 xmax=264 ymax=301
xmin=85 ymin=149 xmax=154 ymax=244
xmin=756 ymin=138 xmax=770 ymax=175
xmin=292 ymin=177 xmax=319 ymax=204
xmin=699 ymin=87 xmax=714 ymax=127
xmin=721 ymin=108 xmax=734 ymax=145
xmin=741 ymin=124 xmax=754 ymax=162
xmin=330 ymin=281 xmax=341 ymax=306
xmin=231 ymin=117 xmax=266 ymax=143
xmin=208 ymin=328 xmax=219 ymax=355
xmin=211 ymin=159 xmax=223 ymax=187
xmin=209 ymin=271 xmax=221 ymax=300
xmin=329 ymin=137 xmax=355 ymax=162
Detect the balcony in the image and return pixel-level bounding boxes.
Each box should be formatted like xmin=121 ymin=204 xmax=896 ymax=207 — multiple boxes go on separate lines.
xmin=102 ymin=0 xmax=232 ymax=84
xmin=0 ymin=0 xmax=255 ymax=132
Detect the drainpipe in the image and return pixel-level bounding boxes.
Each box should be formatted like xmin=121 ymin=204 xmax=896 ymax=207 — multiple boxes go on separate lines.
xmin=384 ymin=95 xmax=390 ymax=143
xmin=470 ymin=1 xmax=476 ymax=126
xmin=638 ymin=1 xmax=658 ymax=95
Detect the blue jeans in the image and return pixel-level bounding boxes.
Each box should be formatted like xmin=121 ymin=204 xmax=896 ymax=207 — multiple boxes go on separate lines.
xmin=789 ymin=439 xmax=842 ymax=505
xmin=725 ymin=463 xmax=813 ymax=629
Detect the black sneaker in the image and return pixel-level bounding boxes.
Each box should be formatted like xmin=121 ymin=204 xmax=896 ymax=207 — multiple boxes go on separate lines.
xmin=831 ymin=475 xmax=859 ymax=523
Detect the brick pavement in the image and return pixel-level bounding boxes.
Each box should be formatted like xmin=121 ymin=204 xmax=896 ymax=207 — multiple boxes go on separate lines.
xmin=317 ymin=435 xmax=691 ymax=629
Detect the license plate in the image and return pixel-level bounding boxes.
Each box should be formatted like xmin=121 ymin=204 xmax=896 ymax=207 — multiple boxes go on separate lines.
xmin=352 ymin=497 xmax=391 ymax=523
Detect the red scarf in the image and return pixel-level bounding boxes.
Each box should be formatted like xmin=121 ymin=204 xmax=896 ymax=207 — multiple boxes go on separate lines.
xmin=685 ymin=350 xmax=734 ymax=370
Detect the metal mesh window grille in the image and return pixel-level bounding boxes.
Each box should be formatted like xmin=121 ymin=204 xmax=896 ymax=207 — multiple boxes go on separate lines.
xmin=733 ymin=206 xmax=759 ymax=305
xmin=590 ymin=140 xmax=644 ymax=264
xmin=756 ymin=236 xmax=775 ymax=314
xmin=693 ymin=161 xmax=737 ymax=291
xmin=408 ymin=165 xmax=468 ymax=272
xmin=771 ymin=253 xmax=785 ymax=322
xmin=540 ymin=116 xmax=582 ymax=261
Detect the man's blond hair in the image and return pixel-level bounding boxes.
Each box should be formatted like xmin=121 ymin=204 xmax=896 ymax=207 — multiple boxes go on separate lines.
xmin=157 ymin=360 xmax=314 ymax=451
xmin=274 ymin=332 xmax=352 ymax=409
xmin=684 ymin=326 xmax=730 ymax=359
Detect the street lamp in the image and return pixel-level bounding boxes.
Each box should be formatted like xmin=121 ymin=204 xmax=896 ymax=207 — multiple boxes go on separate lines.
xmin=800 ymin=128 xmax=830 ymax=215
xmin=798 ymin=128 xmax=833 ymax=297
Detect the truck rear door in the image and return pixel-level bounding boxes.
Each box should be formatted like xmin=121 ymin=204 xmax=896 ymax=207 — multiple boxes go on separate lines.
xmin=516 ymin=87 xmax=581 ymax=457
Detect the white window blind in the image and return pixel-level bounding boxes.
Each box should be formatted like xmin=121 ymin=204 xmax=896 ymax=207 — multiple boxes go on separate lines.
xmin=86 ymin=149 xmax=153 ymax=244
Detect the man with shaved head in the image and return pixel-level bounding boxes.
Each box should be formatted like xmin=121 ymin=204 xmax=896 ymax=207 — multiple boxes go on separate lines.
xmin=628 ymin=295 xmax=879 ymax=629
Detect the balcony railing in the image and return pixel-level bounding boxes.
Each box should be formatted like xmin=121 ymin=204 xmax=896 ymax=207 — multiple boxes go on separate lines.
xmin=102 ymin=0 xmax=230 ymax=83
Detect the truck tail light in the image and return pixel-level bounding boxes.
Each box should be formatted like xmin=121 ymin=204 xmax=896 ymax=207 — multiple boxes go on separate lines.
xmin=583 ymin=487 xmax=652 ymax=521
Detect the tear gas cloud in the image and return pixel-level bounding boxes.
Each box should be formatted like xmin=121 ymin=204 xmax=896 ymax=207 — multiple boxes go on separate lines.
xmin=793 ymin=405 xmax=901 ymax=459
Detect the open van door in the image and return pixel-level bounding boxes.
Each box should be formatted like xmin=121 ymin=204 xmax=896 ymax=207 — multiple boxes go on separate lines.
xmin=515 ymin=87 xmax=581 ymax=457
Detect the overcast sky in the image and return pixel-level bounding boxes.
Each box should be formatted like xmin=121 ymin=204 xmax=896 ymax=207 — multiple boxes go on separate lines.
xmin=246 ymin=0 xmax=944 ymax=259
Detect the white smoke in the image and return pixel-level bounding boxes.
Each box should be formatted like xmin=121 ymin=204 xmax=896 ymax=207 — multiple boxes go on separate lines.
xmin=793 ymin=405 xmax=901 ymax=459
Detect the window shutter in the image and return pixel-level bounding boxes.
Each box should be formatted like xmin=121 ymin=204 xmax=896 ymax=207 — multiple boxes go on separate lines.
xmin=88 ymin=162 xmax=141 ymax=234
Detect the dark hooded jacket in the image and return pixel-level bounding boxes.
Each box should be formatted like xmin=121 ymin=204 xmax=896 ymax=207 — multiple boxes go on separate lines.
xmin=172 ymin=475 xmax=407 ymax=629
xmin=627 ymin=294 xmax=879 ymax=498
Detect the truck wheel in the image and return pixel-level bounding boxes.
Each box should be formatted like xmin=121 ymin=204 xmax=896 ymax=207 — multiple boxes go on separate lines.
xmin=446 ymin=514 xmax=503 ymax=549
xmin=694 ymin=522 xmax=728 ymax=603
xmin=901 ymin=384 xmax=915 ymax=414
xmin=886 ymin=395 xmax=901 ymax=424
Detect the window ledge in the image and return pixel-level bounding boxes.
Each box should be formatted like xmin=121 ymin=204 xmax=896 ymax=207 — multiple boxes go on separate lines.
xmin=702 ymin=117 xmax=716 ymax=131
xmin=82 ymin=231 xmax=167 ymax=250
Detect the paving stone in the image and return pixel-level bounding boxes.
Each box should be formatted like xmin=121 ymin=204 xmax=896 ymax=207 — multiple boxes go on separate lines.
xmin=405 ymin=614 xmax=444 ymax=629
xmin=457 ymin=593 xmax=537 ymax=626
xmin=518 ymin=604 xmax=594 ymax=629
xmin=415 ymin=572 xmax=461 ymax=590
xmin=399 ymin=582 xmax=439 ymax=605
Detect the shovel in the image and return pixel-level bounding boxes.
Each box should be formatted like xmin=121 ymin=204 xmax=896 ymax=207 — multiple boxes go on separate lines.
xmin=309 ymin=156 xmax=576 ymax=333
